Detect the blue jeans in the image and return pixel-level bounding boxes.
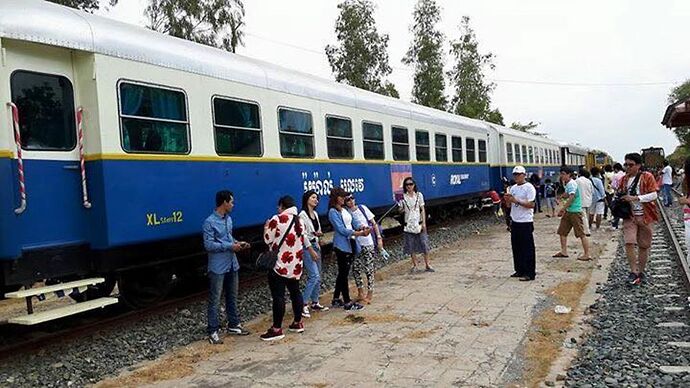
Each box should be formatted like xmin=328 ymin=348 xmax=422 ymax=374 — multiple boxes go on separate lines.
xmin=663 ymin=184 xmax=672 ymax=206
xmin=302 ymin=245 xmax=322 ymax=304
xmin=207 ymin=271 xmax=239 ymax=334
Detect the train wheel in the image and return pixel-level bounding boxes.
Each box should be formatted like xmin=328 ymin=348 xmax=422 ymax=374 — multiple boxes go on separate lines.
xmin=118 ymin=266 xmax=174 ymax=309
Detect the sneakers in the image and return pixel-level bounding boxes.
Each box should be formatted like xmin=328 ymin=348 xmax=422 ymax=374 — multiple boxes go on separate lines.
xmin=510 ymin=272 xmax=521 ymax=278
xmin=331 ymin=299 xmax=344 ymax=308
xmin=344 ymin=302 xmax=365 ymax=311
xmin=519 ymin=276 xmax=535 ymax=282
xmin=628 ymin=272 xmax=641 ymax=285
xmin=302 ymin=305 xmax=311 ymax=318
xmin=208 ymin=331 xmax=223 ymax=345
xmin=626 ymin=272 xmax=637 ymax=284
xmin=288 ymin=321 xmax=305 ymax=333
xmin=227 ymin=325 xmax=250 ymax=336
xmin=311 ymin=302 xmax=329 ymax=312
xmin=259 ymin=328 xmax=285 ymax=341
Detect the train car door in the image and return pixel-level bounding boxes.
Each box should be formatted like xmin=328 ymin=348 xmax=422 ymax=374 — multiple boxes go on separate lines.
xmin=6 ymin=45 xmax=91 ymax=280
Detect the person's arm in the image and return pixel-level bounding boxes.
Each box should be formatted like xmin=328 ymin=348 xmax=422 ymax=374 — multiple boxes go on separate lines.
xmin=329 ymin=209 xmax=357 ymax=238
xmin=513 ymin=190 xmax=536 ymax=209
xmin=558 ymin=193 xmax=575 ymax=216
xmin=365 ymin=206 xmax=384 ymax=248
xmin=299 ymin=211 xmax=312 ymax=249
xmin=203 ymin=220 xmax=230 ymax=253
xmin=263 ymin=216 xmax=279 ymax=246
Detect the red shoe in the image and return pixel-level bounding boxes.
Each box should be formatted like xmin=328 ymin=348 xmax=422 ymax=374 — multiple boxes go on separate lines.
xmin=288 ymin=321 xmax=304 ymax=333
xmin=259 ymin=328 xmax=284 ymax=341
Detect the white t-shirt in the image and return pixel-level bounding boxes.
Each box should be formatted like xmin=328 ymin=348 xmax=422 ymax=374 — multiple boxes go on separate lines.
xmin=662 ymin=166 xmax=673 ymax=185
xmin=349 ymin=205 xmax=375 ymax=247
xmin=340 ymin=208 xmax=353 ymax=230
xmin=576 ymin=176 xmax=593 ymax=207
xmin=509 ymin=182 xmax=536 ymax=223
xmin=400 ymin=192 xmax=425 ymax=234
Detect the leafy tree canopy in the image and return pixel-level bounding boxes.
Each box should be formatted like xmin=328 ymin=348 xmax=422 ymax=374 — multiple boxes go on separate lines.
xmin=402 ymin=0 xmax=446 ymax=110
xmin=326 ymin=0 xmax=398 ymax=98
xmin=510 ymin=121 xmax=540 ymax=132
xmin=46 ymin=0 xmax=118 ymax=13
xmin=447 ymin=16 xmax=499 ymax=122
xmin=146 ymin=0 xmax=245 ymax=53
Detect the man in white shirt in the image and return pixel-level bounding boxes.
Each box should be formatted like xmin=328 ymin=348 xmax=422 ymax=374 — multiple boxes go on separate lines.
xmin=661 ymin=160 xmax=673 ymax=207
xmin=610 ymin=163 xmax=626 ymax=230
xmin=505 ymin=166 xmax=537 ymax=281
xmin=576 ymin=168 xmax=594 ymax=236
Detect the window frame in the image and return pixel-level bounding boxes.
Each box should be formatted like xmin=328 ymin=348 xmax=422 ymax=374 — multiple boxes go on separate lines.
xmin=415 ymin=129 xmax=431 ymax=162
xmin=211 ymin=95 xmax=263 ymax=157
xmin=465 ymin=137 xmax=476 ymax=163
xmin=515 ymin=143 xmax=521 ymax=163
xmin=277 ymin=106 xmax=315 ymax=159
xmin=117 ymin=79 xmax=191 ymax=155
xmin=11 ymin=69 xmax=78 ymax=152
xmin=478 ymin=138 xmax=487 ymax=163
xmin=506 ymin=142 xmax=514 ymax=163
xmin=391 ymin=125 xmax=410 ymax=161
xmin=434 ymin=133 xmax=448 ymax=162
xmin=361 ymin=120 xmax=385 ymax=160
xmin=325 ymin=114 xmax=354 ymax=160
xmin=451 ymin=135 xmax=463 ymax=163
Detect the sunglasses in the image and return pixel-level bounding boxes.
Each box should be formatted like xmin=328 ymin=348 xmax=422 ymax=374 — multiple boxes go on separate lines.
xmin=345 ymin=196 xmax=354 ymax=201
xmin=512 ymin=173 xmax=524 ymax=176
xmin=404 ymin=182 xmax=415 ymax=186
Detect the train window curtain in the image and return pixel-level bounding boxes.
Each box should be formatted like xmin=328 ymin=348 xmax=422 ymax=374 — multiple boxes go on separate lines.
xmin=119 ymin=82 xmax=189 ymax=154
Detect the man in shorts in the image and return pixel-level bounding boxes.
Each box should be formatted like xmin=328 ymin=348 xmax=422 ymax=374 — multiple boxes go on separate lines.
xmin=588 ymin=166 xmax=606 ymax=230
xmin=620 ymin=153 xmax=659 ymax=285
xmin=554 ymin=167 xmax=592 ymax=261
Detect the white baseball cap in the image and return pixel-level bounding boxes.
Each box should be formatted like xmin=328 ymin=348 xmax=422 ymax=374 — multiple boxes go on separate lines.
xmin=512 ymin=166 xmax=526 ymax=174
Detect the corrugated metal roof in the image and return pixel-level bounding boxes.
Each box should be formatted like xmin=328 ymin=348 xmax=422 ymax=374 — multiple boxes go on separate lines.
xmin=0 ymin=0 xmax=489 ymax=133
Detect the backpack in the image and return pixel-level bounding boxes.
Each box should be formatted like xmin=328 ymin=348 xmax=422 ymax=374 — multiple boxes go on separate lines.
xmin=545 ymin=184 xmax=555 ymax=198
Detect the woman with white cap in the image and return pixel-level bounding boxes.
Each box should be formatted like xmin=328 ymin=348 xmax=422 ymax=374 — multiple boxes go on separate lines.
xmin=503 ymin=166 xmax=537 ymax=281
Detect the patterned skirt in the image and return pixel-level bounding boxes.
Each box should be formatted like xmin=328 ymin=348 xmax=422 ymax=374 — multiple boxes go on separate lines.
xmin=403 ymin=231 xmax=430 ymax=255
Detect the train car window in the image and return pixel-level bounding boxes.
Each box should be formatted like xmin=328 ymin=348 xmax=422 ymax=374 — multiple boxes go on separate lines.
xmin=392 ymin=126 xmax=410 ymax=161
xmin=326 ymin=115 xmax=353 ymax=159
xmin=527 ymin=146 xmax=533 ymax=164
xmin=478 ymin=139 xmax=487 ymax=163
xmin=435 ymin=133 xmax=448 ymax=162
xmin=514 ymin=144 xmax=521 ymax=163
xmin=506 ymin=142 xmax=514 ymax=163
xmin=119 ymin=81 xmax=189 ymax=154
xmin=521 ymin=145 xmax=527 ymax=163
xmin=11 ymin=70 xmax=76 ymax=151
xmin=278 ymin=107 xmax=314 ymax=158
xmin=362 ymin=121 xmax=384 ymax=160
xmin=451 ymin=136 xmax=463 ymax=163
xmin=415 ymin=130 xmax=430 ymax=161
xmin=465 ymin=138 xmax=476 ymax=163
xmin=213 ymin=97 xmax=262 ymax=156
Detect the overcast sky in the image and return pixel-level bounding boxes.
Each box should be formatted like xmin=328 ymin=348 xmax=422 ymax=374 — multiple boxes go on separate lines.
xmin=99 ymin=0 xmax=689 ymax=161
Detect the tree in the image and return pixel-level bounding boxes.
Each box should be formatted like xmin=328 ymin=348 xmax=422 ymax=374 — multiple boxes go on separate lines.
xmin=447 ymin=16 xmax=499 ymax=121
xmin=146 ymin=0 xmax=245 ymax=53
xmin=47 ymin=0 xmax=118 ymax=13
xmin=485 ymin=108 xmax=504 ymax=125
xmin=326 ymin=0 xmax=398 ymax=98
xmin=510 ymin=121 xmax=540 ymax=132
xmin=667 ymin=79 xmax=690 ymax=145
xmin=402 ymin=0 xmax=446 ymax=110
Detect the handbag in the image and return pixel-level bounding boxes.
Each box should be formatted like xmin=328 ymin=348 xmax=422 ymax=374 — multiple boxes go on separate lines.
xmin=610 ymin=173 xmax=641 ymax=220
xmin=255 ymin=215 xmax=297 ymax=271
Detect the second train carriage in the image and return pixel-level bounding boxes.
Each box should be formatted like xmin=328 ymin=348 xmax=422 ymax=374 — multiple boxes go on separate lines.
xmin=0 ymin=0 xmax=608 ymax=322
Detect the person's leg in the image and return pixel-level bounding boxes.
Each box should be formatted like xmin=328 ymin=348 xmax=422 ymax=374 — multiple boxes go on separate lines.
xmin=340 ymin=252 xmax=353 ymax=303
xmin=207 ymin=272 xmax=223 ymax=334
xmin=286 ymin=277 xmax=303 ymax=324
xmin=663 ymin=184 xmax=672 ymax=206
xmin=362 ymin=246 xmax=375 ymax=292
xmin=556 ymin=215 xmax=572 ymax=256
xmin=513 ymin=222 xmax=528 ymax=277
xmin=302 ymin=248 xmax=318 ymax=305
xmin=310 ymin=246 xmax=322 ymax=303
xmin=352 ymin=250 xmax=366 ymax=301
xmin=421 ymin=232 xmax=432 ymax=269
xmin=333 ymin=248 xmax=347 ymax=302
xmin=622 ymin=219 xmax=638 ymax=274
xmin=581 ymin=209 xmax=591 ymax=236
xmin=637 ymin=219 xmax=653 ymax=275
xmin=581 ymin=236 xmax=591 ymax=259
xmin=268 ymin=271 xmax=286 ymax=329
xmin=525 ymin=223 xmax=536 ymax=278
xmin=511 ymin=223 xmax=521 ymax=274
xmin=224 ymin=271 xmax=240 ymax=328
xmin=560 ymin=235 xmax=569 ymax=256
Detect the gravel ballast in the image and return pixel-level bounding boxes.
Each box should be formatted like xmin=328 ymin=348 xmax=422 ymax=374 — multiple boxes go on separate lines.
xmin=0 ymin=209 xmax=499 ymax=387
xmin=566 ymin=201 xmax=690 ymax=387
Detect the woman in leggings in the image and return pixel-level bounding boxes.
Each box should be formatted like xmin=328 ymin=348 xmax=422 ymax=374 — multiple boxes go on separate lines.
xmin=328 ymin=188 xmax=368 ymax=311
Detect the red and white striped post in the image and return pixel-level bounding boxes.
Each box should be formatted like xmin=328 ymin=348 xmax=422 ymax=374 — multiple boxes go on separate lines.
xmin=7 ymin=102 xmax=26 ymax=214
xmin=76 ymin=107 xmax=91 ymax=209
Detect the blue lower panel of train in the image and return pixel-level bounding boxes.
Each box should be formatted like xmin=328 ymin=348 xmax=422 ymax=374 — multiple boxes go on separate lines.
xmin=1 ymin=158 xmax=491 ymax=262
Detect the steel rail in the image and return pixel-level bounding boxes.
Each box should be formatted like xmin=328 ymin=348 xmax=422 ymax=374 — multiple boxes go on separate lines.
xmin=657 ymin=188 xmax=690 ymax=289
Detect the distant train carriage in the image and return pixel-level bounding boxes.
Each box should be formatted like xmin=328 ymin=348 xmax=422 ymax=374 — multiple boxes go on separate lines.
xmin=641 ymin=147 xmax=665 ymax=171
xmin=560 ymin=143 xmax=588 ymax=171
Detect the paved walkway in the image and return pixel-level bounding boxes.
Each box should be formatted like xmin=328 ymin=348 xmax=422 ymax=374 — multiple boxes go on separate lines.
xmin=104 ymin=215 xmax=617 ymax=387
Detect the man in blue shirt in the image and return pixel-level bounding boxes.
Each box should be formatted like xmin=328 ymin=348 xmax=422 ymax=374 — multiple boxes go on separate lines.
xmin=203 ymin=190 xmax=251 ymax=344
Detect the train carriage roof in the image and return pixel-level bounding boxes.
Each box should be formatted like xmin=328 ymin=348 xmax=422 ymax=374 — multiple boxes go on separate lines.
xmin=0 ymin=0 xmax=489 ymax=134
xmin=488 ymin=124 xmax=561 ymax=146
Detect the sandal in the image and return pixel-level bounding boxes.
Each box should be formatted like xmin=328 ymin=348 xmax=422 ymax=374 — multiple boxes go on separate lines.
xmin=577 ymin=256 xmax=593 ymax=261
xmin=552 ymin=252 xmax=569 ymax=258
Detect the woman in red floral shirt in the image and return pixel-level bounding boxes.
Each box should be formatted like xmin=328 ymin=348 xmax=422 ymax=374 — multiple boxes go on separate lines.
xmin=260 ymin=195 xmax=311 ymax=341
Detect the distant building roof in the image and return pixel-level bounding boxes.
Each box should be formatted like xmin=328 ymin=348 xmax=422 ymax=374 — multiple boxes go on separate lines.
xmin=662 ymin=98 xmax=690 ymax=128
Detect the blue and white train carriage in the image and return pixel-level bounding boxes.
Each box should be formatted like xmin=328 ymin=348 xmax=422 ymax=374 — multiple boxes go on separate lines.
xmin=0 ymin=0 xmax=595 ymax=322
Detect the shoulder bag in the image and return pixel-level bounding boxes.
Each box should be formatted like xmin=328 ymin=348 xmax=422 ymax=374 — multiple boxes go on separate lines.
xmin=255 ymin=215 xmax=297 ymax=271
xmin=610 ymin=173 xmax=641 ymax=220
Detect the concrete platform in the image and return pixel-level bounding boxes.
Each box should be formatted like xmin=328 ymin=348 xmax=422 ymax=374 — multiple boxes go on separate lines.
xmin=99 ymin=214 xmax=617 ymax=388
